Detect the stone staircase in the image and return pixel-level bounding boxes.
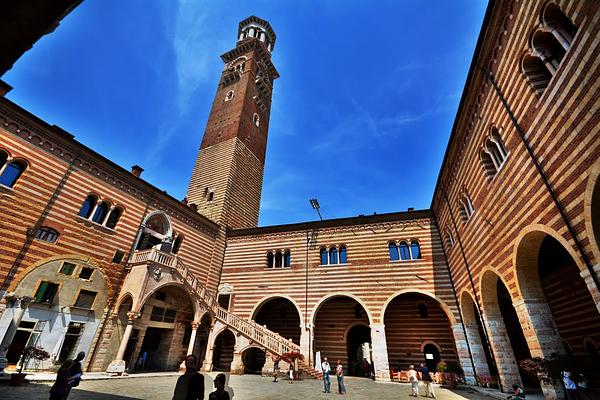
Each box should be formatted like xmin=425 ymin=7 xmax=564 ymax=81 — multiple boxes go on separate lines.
xmin=130 ymin=249 xmax=300 ymax=357
xmin=298 ymin=358 xmax=322 ymax=380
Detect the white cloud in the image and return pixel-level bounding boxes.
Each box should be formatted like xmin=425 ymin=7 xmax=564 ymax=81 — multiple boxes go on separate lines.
xmin=171 ymin=1 xmax=227 ymax=113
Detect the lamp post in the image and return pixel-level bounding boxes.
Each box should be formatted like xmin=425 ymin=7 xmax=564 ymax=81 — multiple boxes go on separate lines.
xmin=309 ymin=198 xmax=323 ymax=221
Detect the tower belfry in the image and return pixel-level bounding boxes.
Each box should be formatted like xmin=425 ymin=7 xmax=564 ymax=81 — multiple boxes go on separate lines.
xmin=186 ymin=16 xmax=279 ymax=229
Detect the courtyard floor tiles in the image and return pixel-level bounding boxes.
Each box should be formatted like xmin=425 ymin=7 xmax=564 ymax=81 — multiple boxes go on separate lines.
xmin=0 ymin=374 xmax=505 ymax=400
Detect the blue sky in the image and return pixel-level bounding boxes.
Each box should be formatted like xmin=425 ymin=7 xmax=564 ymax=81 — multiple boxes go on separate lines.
xmin=3 ymin=1 xmax=487 ymax=226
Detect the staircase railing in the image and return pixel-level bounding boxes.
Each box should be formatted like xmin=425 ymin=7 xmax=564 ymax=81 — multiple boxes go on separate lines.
xmin=129 ymin=249 xmax=300 ymax=356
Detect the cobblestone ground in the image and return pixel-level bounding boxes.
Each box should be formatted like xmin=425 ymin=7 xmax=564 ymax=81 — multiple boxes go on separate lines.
xmin=1 ymin=374 xmax=499 ymax=400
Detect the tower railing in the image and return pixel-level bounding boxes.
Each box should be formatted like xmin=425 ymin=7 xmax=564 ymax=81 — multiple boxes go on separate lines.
xmin=128 ymin=249 xmax=299 ymax=356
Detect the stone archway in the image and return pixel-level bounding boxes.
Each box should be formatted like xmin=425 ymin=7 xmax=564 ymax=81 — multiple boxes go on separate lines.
xmin=460 ymin=291 xmax=496 ymax=383
xmin=515 ymin=230 xmax=600 ymax=391
xmin=129 ymin=285 xmax=195 ymax=372
xmin=383 ymin=292 xmax=458 ymax=373
xmin=0 ymin=257 xmax=108 ymax=373
xmin=480 ymin=269 xmax=531 ymax=392
xmin=212 ymin=329 xmax=236 ymax=372
xmin=313 ymin=295 xmax=370 ymax=378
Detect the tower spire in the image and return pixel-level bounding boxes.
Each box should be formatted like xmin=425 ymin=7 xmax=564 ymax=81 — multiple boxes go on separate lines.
xmin=186 ymin=17 xmax=279 ymax=229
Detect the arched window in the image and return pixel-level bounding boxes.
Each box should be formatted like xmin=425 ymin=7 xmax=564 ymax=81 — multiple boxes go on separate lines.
xmin=92 ymin=201 xmax=110 ymax=224
xmin=447 ymin=229 xmax=455 ymax=247
xmin=532 ymin=30 xmax=565 ymax=72
xmin=172 ymin=234 xmax=183 ymax=254
xmin=389 ymin=242 xmax=399 ymax=261
xmin=284 ymin=250 xmax=291 ymax=268
xmin=34 ymin=227 xmax=59 ymax=243
xmin=105 ymin=207 xmax=122 ymax=229
xmin=78 ymin=195 xmax=98 ymax=219
xmin=459 ymin=192 xmax=475 ymax=222
xmin=267 ymin=252 xmax=274 ymax=268
xmin=543 ymin=3 xmax=577 ymax=47
xmin=320 ymin=248 xmax=328 ymax=265
xmin=339 ymin=246 xmax=347 ymax=264
xmin=0 ymin=159 xmax=27 ymax=188
xmin=410 ymin=241 xmax=421 ymax=259
xmin=225 ymin=90 xmax=234 ymax=101
xmin=418 ymin=303 xmax=428 ymax=318
xmin=253 ymin=113 xmax=260 ymax=127
xmin=482 ymin=128 xmax=508 ymax=178
xmin=329 ymin=247 xmax=338 ymax=265
xmin=275 ymin=251 xmax=282 ymax=268
xmin=522 ymin=54 xmax=552 ymax=95
xmin=399 ymin=242 xmax=410 ymax=260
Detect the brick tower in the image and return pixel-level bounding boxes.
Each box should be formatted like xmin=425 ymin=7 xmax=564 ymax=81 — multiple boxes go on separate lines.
xmin=186 ymin=16 xmax=279 ymax=229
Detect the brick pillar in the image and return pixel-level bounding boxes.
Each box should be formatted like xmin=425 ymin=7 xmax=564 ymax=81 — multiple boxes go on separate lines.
xmin=580 ymin=265 xmax=600 ymax=314
xmin=463 ymin=322 xmax=491 ymax=380
xmin=513 ymin=298 xmax=565 ymax=400
xmin=451 ymin=323 xmax=476 ymax=385
xmin=484 ymin=315 xmax=522 ymax=391
xmin=370 ymin=323 xmax=390 ymax=382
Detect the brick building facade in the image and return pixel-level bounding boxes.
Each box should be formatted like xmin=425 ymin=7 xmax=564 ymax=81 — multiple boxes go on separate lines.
xmin=0 ymin=2 xmax=598 ymax=398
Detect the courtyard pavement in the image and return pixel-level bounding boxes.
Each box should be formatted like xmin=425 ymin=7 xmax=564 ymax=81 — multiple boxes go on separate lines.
xmin=0 ymin=373 xmax=508 ymax=400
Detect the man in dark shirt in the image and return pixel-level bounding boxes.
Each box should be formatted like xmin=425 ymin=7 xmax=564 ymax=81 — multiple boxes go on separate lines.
xmin=173 ymin=355 xmax=205 ymax=400
xmin=419 ymin=363 xmax=435 ymax=398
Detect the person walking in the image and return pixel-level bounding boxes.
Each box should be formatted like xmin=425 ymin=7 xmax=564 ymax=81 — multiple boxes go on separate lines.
xmin=173 ymin=355 xmax=205 ymax=400
xmin=419 ymin=363 xmax=435 ymax=398
xmin=209 ymin=373 xmax=230 ymax=400
xmin=322 ymin=357 xmax=331 ymax=393
xmin=272 ymin=356 xmax=280 ymax=382
xmin=408 ymin=365 xmax=419 ymax=397
xmin=49 ymin=360 xmax=76 ymax=400
xmin=335 ymin=360 xmax=346 ymax=394
xmin=69 ymin=352 xmax=85 ymax=388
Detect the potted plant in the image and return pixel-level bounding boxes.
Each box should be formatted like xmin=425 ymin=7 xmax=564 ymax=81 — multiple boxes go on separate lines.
xmin=436 ymin=360 xmax=463 ymax=389
xmin=519 ymin=353 xmax=584 ymax=388
xmin=10 ymin=346 xmax=50 ymax=386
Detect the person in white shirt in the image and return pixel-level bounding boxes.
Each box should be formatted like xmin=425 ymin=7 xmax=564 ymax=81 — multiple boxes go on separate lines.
xmin=408 ymin=364 xmax=419 ymax=397
xmin=321 ymin=357 xmax=331 ymax=393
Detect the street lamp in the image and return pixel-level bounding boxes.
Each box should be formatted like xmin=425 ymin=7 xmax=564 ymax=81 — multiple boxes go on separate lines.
xmin=309 ymin=198 xmax=323 ymax=221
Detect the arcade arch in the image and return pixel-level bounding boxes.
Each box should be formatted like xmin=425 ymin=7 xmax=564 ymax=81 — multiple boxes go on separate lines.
xmin=313 ymin=295 xmax=371 ymax=377
xmin=383 ymin=292 xmax=458 ymax=373
xmin=127 ymin=285 xmax=195 ymax=372
xmin=514 ymin=230 xmax=600 ymax=385
xmin=459 ymin=291 xmax=495 ymax=380
xmin=480 ymin=269 xmax=533 ymax=391
xmin=212 ymin=329 xmax=236 ymax=372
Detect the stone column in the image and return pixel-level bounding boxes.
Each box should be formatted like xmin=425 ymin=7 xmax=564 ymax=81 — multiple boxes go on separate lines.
xmin=370 ymin=323 xmax=390 ymax=382
xmin=463 ymin=322 xmax=491 ymax=380
xmin=201 ymin=324 xmax=217 ymax=372
xmin=299 ymin=324 xmax=312 ymax=361
xmin=107 ymin=311 xmax=139 ymax=374
xmin=581 ymin=265 xmax=600 ymax=315
xmin=0 ymin=295 xmax=33 ymax=373
xmin=451 ymin=323 xmax=476 ymax=385
xmin=230 ymin=351 xmax=244 ymax=375
xmin=483 ymin=315 xmax=522 ymax=391
xmin=262 ymin=353 xmax=275 ymax=376
xmin=186 ymin=322 xmax=200 ymax=356
xmin=513 ymin=298 xmax=565 ymax=400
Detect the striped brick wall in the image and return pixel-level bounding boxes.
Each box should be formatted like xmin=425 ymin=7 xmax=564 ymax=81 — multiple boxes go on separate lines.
xmin=431 ymin=0 xmax=600 ymax=390
xmin=220 ymin=212 xmax=468 ymax=377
